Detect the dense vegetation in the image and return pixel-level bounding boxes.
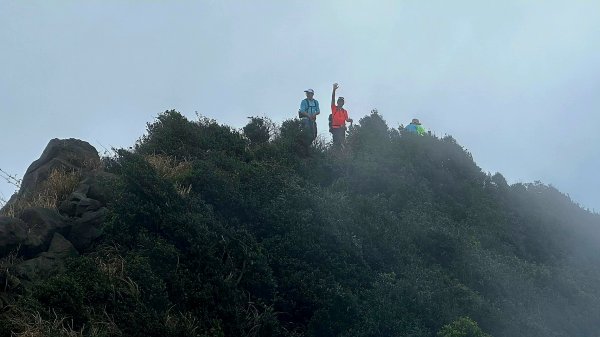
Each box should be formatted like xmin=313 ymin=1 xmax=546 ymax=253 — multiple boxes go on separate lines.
xmin=2 ymin=110 xmax=599 ymax=337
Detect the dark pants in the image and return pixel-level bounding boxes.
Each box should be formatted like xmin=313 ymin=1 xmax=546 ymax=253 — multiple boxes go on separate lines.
xmin=331 ymin=127 xmax=346 ymax=147
xmin=303 ymin=118 xmax=317 ymax=144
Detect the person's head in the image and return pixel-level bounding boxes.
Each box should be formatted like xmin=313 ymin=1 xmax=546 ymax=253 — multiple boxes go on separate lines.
xmin=411 ymin=118 xmax=421 ymax=125
xmin=304 ymin=89 xmax=314 ymax=99
xmin=337 ymin=96 xmax=345 ymax=107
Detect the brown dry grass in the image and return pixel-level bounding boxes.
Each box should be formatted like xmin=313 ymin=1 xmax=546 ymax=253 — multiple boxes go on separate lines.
xmin=144 ymin=154 xmax=193 ymax=198
xmin=0 ymin=247 xmax=23 ymax=295
xmin=5 ymin=245 xmax=139 ymax=336
xmin=81 ymin=157 xmax=103 ymax=171
xmin=174 ymin=183 xmax=193 ymax=197
xmin=7 ymin=308 xmax=121 ymax=337
xmin=164 ymin=309 xmax=202 ymax=337
xmin=90 ymin=244 xmax=140 ymax=301
xmin=144 ymin=154 xmax=192 ymax=181
xmin=1 ymin=169 xmax=81 ymax=218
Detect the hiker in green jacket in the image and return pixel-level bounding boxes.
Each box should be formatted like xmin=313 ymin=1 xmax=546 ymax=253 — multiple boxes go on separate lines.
xmin=405 ymin=118 xmax=426 ymax=136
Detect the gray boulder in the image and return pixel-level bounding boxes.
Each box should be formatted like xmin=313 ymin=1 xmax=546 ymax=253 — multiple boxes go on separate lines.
xmin=58 ymin=188 xmax=108 ymax=250
xmin=59 ymin=191 xmax=102 ymax=217
xmin=0 ymin=138 xmax=111 ymax=282
xmin=79 ymin=170 xmax=119 ymax=206
xmin=20 ymin=207 xmax=70 ymax=257
xmin=13 ymin=139 xmax=100 ymax=202
xmin=47 ymin=232 xmax=79 ymax=257
xmin=14 ymin=233 xmax=78 ymax=281
xmin=67 ymin=207 xmax=107 ymax=251
xmin=0 ymin=216 xmax=28 ymax=255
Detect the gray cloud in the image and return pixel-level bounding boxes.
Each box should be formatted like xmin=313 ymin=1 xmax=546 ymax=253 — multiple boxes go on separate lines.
xmin=1 ymin=0 xmax=599 ymax=210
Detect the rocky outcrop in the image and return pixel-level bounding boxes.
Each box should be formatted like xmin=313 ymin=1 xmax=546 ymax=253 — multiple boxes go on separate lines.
xmin=14 ymin=232 xmax=79 ymax=281
xmin=59 ymin=189 xmax=109 ymax=251
xmin=78 ymin=171 xmax=119 ymax=206
xmin=0 ymin=217 xmax=28 ymax=256
xmin=20 ymin=207 xmax=71 ymax=257
xmin=59 ymin=191 xmax=103 ymax=218
xmin=0 ymin=138 xmax=114 ymax=284
xmin=19 ymin=138 xmax=100 ymax=197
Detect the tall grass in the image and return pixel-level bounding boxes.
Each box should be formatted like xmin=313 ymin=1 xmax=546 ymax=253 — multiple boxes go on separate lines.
xmin=1 ymin=169 xmax=81 ymax=218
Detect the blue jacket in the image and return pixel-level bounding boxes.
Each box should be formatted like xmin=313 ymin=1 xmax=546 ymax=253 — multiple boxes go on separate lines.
xmin=405 ymin=123 xmax=426 ymax=135
xmin=299 ymin=98 xmax=320 ymax=117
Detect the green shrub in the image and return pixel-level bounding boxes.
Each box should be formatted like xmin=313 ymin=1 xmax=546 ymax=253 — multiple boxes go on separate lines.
xmin=243 ymin=116 xmax=274 ymax=146
xmin=6 ymin=110 xmax=600 ymax=337
xmin=437 ymin=317 xmax=491 ymax=337
xmin=136 ymin=110 xmax=246 ymax=159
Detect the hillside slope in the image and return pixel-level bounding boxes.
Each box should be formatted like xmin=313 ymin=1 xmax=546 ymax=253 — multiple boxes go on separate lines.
xmin=1 ymin=110 xmax=599 ymax=337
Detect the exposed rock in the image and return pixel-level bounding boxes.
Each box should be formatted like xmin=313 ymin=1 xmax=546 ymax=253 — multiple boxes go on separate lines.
xmin=6 ymin=139 xmax=100 ymax=207
xmin=1 ymin=191 xmax=107 ymax=259
xmin=80 ymin=170 xmax=119 ymax=205
xmin=59 ymin=191 xmax=102 ymax=217
xmin=0 ymin=138 xmax=111 ymax=282
xmin=57 ymin=186 xmax=108 ymax=250
xmin=47 ymin=232 xmax=79 ymax=257
xmin=14 ymin=233 xmax=78 ymax=281
xmin=0 ymin=216 xmax=28 ymax=255
xmin=2 ymin=193 xmax=18 ymax=212
xmin=67 ymin=207 xmax=107 ymax=251
xmin=20 ymin=207 xmax=70 ymax=257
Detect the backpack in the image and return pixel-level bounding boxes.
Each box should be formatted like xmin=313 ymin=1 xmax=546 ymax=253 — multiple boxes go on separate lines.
xmin=299 ymin=99 xmax=318 ymax=119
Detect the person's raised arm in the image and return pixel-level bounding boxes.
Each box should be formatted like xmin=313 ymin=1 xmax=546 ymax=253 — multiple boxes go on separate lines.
xmin=331 ymin=83 xmax=338 ymax=106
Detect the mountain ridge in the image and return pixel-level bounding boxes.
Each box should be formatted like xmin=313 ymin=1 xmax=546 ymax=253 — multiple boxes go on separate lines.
xmin=0 ymin=109 xmax=599 ymax=337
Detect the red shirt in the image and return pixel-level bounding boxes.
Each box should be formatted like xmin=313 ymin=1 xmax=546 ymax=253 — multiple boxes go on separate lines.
xmin=331 ymin=105 xmax=348 ymax=128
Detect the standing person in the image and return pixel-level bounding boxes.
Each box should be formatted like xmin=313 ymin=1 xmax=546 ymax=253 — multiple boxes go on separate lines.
xmin=329 ymin=83 xmax=353 ymax=147
xmin=298 ymin=89 xmax=320 ymax=143
xmin=405 ymin=118 xmax=426 ymax=135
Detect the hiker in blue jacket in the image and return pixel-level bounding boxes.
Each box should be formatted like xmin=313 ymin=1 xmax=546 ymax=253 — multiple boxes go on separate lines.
xmin=298 ymin=89 xmax=320 ymax=143
xmin=405 ymin=118 xmax=427 ymax=135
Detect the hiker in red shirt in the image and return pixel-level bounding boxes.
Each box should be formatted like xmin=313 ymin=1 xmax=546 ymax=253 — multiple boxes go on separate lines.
xmin=329 ymin=83 xmax=353 ymax=147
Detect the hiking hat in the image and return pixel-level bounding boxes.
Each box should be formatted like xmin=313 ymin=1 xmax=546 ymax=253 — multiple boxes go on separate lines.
xmin=304 ymin=89 xmax=314 ymax=94
xmin=411 ymin=118 xmax=421 ymax=125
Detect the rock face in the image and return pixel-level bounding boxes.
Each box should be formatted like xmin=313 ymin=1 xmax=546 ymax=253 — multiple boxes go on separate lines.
xmin=0 ymin=138 xmax=112 ymax=283
xmin=79 ymin=171 xmax=118 ymax=205
xmin=18 ymin=138 xmax=100 ymax=199
xmin=59 ymin=191 xmax=103 ymax=217
xmin=0 ymin=216 xmax=28 ymax=256
xmin=20 ymin=207 xmax=71 ymax=257
xmin=59 ymin=190 xmax=108 ymax=251
xmin=14 ymin=232 xmax=79 ymax=281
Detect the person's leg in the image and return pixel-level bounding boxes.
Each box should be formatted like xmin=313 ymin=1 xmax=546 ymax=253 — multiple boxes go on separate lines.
xmin=332 ymin=129 xmax=338 ymax=146
xmin=302 ymin=118 xmax=312 ymax=142
xmin=311 ymin=120 xmax=318 ymax=143
xmin=331 ymin=128 xmax=341 ymax=147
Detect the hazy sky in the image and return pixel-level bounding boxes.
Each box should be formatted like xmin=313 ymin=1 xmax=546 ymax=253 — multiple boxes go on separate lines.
xmin=1 ymin=1 xmax=599 ymax=210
